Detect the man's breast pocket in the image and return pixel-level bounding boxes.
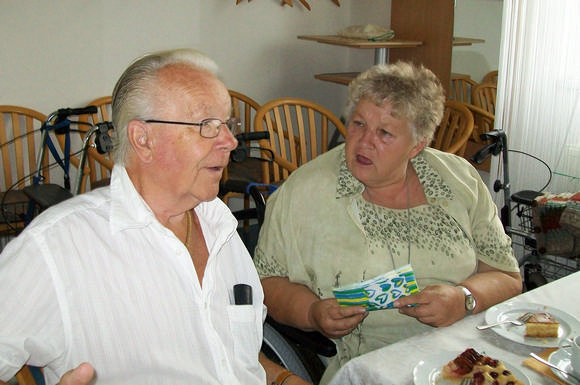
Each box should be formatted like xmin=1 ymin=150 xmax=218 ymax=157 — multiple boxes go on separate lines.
xmin=227 ymin=305 xmax=262 ymax=367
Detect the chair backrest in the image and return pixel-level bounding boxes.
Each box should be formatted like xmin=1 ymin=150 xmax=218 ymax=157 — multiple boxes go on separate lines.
xmin=0 ymin=105 xmax=49 ymax=233
xmin=68 ymin=96 xmax=114 ymax=193
xmin=464 ymin=103 xmax=495 ymax=143
xmin=471 ymin=83 xmax=497 ymax=115
xmin=430 ymin=100 xmax=474 ymax=157
xmin=220 ymin=90 xmax=263 ymax=209
xmin=229 ymin=90 xmax=260 ymax=134
xmin=222 ymin=91 xmax=262 ymax=187
xmin=254 ymin=97 xmax=347 ymax=185
xmin=482 ymin=70 xmax=498 ymax=85
xmin=448 ymin=75 xmax=478 ymax=103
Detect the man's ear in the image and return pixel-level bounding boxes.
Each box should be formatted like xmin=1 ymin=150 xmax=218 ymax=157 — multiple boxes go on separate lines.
xmin=127 ymin=120 xmax=153 ymax=163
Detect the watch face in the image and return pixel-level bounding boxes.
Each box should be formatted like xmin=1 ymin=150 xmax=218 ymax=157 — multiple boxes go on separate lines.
xmin=459 ymin=286 xmax=476 ymax=312
xmin=466 ymin=295 xmax=476 ymax=310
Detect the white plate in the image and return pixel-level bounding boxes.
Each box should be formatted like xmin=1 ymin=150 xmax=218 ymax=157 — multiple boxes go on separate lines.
xmin=484 ymin=302 xmax=580 ymax=347
xmin=549 ymin=348 xmax=580 ymax=385
xmin=413 ymin=350 xmax=530 ymax=385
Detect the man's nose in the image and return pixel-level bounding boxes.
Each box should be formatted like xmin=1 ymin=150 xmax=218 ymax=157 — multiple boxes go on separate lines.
xmin=219 ymin=126 xmax=238 ymax=151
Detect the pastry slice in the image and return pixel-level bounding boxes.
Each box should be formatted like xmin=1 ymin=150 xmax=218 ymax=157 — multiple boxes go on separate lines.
xmin=441 ymin=348 xmax=525 ymax=385
xmin=525 ymin=312 xmax=559 ymax=338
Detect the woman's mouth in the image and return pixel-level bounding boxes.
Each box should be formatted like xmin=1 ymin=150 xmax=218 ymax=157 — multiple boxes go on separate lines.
xmin=356 ymin=154 xmax=373 ymax=166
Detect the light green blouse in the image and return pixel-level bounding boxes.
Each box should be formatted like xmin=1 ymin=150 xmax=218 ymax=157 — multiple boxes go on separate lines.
xmin=254 ymin=144 xmax=518 ymax=383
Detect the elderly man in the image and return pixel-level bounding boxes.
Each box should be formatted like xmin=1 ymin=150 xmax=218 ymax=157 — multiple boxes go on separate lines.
xmin=0 ymin=49 xmax=306 ymax=385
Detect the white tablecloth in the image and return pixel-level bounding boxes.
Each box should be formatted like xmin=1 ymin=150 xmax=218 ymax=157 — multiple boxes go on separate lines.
xmin=328 ymin=271 xmax=580 ymax=385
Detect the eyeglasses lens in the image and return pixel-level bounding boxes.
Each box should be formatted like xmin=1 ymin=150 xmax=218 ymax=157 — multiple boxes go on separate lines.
xmin=200 ymin=118 xmax=241 ymax=138
xmin=228 ymin=118 xmax=242 ymax=135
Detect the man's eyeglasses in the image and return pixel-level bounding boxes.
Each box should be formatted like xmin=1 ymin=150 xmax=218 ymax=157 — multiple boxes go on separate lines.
xmin=144 ymin=117 xmax=242 ymax=139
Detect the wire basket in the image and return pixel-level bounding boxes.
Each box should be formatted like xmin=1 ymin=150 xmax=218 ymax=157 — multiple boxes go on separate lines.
xmin=531 ymin=192 xmax=580 ymax=257
xmin=538 ymin=255 xmax=580 ymax=280
xmin=511 ymin=190 xmax=543 ymax=233
xmin=514 ymin=202 xmax=536 ymax=233
xmin=514 ymin=191 xmax=580 ymax=286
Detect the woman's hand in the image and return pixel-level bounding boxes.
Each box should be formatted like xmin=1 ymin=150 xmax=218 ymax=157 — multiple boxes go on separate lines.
xmin=308 ymin=298 xmax=368 ymax=338
xmin=394 ymin=266 xmax=522 ymax=327
xmin=394 ymin=284 xmax=465 ymax=327
xmin=56 ymin=363 xmax=95 ymax=385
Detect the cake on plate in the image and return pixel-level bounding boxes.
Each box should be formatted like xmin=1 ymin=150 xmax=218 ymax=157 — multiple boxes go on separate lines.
xmin=441 ymin=348 xmax=525 ymax=385
xmin=524 ymin=312 xmax=559 ymax=338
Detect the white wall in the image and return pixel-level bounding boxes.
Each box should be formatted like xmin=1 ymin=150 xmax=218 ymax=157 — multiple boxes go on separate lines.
xmin=452 ymin=0 xmax=503 ymax=82
xmin=1 ymin=1 xmax=499 ymax=117
xmin=0 ymin=0 xmax=388 ymax=120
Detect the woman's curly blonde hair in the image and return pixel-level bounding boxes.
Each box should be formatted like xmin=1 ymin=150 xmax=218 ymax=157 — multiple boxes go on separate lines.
xmin=343 ymin=61 xmax=445 ymax=145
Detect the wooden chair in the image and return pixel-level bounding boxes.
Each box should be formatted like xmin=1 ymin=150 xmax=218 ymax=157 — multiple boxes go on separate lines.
xmin=430 ymin=100 xmax=474 ymax=157
xmin=482 ymin=70 xmax=498 ymax=85
xmin=462 ymin=103 xmax=496 ymax=172
xmin=464 ymin=103 xmax=495 ymax=143
xmin=63 ymin=96 xmax=114 ymax=194
xmin=254 ymin=97 xmax=347 ymax=185
xmin=221 ymin=91 xmax=262 ymax=206
xmin=229 ymin=90 xmax=260 ymax=137
xmin=0 ymin=106 xmax=49 ymax=234
xmin=471 ymin=83 xmax=497 ymax=115
xmin=14 ymin=365 xmax=44 ymax=385
xmin=448 ymin=74 xmax=478 ymax=103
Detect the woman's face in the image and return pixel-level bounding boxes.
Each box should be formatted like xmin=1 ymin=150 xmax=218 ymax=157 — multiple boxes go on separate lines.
xmin=345 ymin=98 xmax=425 ymax=188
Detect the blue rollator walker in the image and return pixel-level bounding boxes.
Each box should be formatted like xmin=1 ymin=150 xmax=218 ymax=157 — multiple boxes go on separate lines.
xmin=23 ymin=106 xmax=114 ymax=223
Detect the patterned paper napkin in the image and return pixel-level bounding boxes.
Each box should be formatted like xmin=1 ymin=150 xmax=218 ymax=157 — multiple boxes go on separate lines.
xmin=332 ymin=264 xmax=419 ymax=311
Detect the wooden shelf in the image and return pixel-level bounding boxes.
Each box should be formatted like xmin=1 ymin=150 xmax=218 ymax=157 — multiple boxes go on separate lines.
xmin=304 ymin=36 xmax=484 ymax=87
xmin=453 ymin=37 xmax=485 ymax=46
xmin=314 ymin=72 xmax=359 ymax=85
xmin=299 ymin=34 xmax=423 ymax=85
xmin=299 ymin=0 xmax=468 ymax=91
xmin=297 ymin=35 xmax=423 ymax=49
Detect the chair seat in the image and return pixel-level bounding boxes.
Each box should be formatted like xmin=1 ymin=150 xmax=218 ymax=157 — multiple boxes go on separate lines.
xmin=226 ymin=157 xmax=267 ymax=184
xmin=23 ymin=184 xmax=73 ymax=210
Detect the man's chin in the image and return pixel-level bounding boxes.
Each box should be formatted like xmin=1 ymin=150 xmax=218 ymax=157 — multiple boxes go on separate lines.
xmin=200 ymin=186 xmax=221 ymax=203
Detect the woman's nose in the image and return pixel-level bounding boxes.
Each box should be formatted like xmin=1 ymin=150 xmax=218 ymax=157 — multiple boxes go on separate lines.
xmin=358 ymin=127 xmax=376 ymax=145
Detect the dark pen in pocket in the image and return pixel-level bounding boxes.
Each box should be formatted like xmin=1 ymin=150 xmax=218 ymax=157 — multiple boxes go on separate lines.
xmin=234 ymin=283 xmax=253 ymax=305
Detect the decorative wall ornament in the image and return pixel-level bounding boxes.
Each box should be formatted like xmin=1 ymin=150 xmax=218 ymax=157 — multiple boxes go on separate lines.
xmin=236 ymin=0 xmax=340 ymax=9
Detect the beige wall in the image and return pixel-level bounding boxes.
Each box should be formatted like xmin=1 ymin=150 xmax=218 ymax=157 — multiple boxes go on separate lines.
xmin=0 ymin=1 xmax=499 ymax=118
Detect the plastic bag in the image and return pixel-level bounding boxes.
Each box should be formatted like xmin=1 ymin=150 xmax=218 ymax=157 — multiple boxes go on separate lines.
xmin=337 ymin=24 xmax=395 ymax=41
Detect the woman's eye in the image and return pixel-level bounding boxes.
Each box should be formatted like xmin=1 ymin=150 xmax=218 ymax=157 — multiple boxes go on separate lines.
xmin=378 ymin=129 xmax=392 ymax=138
xmin=351 ymin=120 xmax=364 ymax=127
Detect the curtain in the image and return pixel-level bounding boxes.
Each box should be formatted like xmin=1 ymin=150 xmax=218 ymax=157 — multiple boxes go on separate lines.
xmin=493 ymin=0 xmax=580 ymax=208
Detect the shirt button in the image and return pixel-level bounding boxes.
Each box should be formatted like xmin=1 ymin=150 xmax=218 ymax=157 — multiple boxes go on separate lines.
xmin=441 ymin=200 xmax=448 ymax=207
xmin=428 ymin=197 xmax=437 ymax=204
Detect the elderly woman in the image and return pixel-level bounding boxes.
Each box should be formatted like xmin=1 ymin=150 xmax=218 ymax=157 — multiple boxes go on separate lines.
xmin=254 ymin=62 xmax=522 ymax=384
